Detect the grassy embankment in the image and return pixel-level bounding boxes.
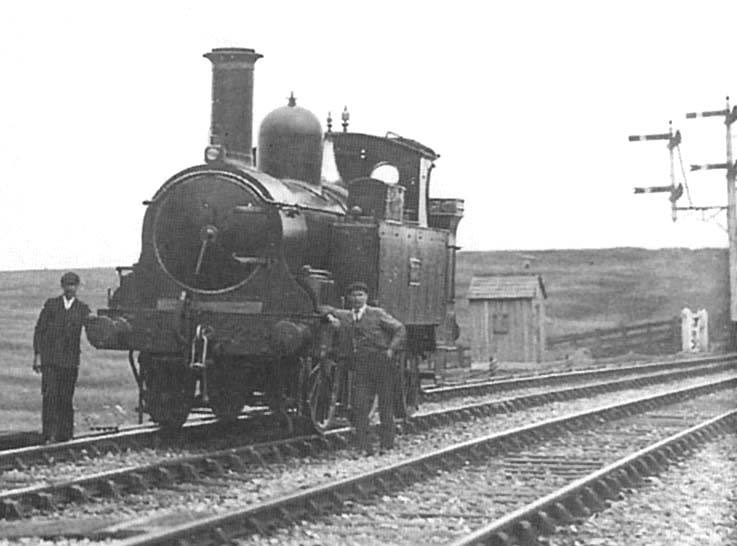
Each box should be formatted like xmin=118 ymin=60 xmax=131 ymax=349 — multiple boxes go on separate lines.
xmin=0 ymin=268 xmax=135 ymax=432
xmin=455 ymin=247 xmax=728 ymax=341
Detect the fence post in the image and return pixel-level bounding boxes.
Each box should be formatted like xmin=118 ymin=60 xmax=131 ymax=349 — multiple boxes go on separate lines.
xmin=672 ymin=316 xmax=680 ymax=353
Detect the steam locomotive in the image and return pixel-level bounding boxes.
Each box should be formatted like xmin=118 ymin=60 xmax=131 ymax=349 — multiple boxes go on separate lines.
xmin=87 ymin=47 xmax=465 ymax=430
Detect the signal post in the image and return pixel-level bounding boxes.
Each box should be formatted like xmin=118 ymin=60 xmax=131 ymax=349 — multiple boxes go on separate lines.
xmin=628 ymin=123 xmax=683 ymax=222
xmin=686 ymin=98 xmax=737 ymax=342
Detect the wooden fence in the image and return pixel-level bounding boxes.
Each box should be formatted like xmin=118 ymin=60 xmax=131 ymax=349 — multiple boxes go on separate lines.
xmin=546 ymin=317 xmax=681 ymax=358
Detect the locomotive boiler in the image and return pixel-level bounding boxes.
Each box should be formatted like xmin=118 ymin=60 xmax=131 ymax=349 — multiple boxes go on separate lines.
xmin=87 ymin=47 xmax=465 ymax=431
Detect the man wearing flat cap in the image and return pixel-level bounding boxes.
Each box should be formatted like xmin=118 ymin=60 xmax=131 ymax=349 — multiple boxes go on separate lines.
xmin=328 ymin=281 xmax=406 ymax=455
xmin=33 ymin=272 xmax=92 ymax=443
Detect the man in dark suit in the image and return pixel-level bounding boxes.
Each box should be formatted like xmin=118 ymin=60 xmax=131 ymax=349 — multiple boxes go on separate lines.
xmin=328 ymin=281 xmax=406 ymax=455
xmin=33 ymin=272 xmax=92 ymax=443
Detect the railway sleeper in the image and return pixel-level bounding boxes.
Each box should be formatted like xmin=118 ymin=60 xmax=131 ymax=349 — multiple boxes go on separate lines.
xmin=374 ymin=476 xmax=391 ymax=495
xmin=243 ymin=446 xmax=266 ymax=465
xmin=124 ymin=472 xmax=147 ymax=492
xmin=223 ymin=452 xmax=246 ymax=472
xmin=303 ymin=498 xmax=323 ymax=516
xmin=593 ymin=478 xmax=617 ymax=500
xmin=30 ymin=491 xmax=55 ymax=511
xmin=152 ymin=466 xmax=175 ymax=486
xmin=276 ymin=506 xmax=295 ymax=524
xmin=66 ymin=484 xmax=90 ymax=503
xmin=0 ymin=499 xmax=23 ymax=519
xmin=416 ymin=460 xmax=433 ymax=476
xmin=269 ymin=445 xmax=285 ymax=464
xmin=209 ymin=526 xmax=230 ymax=544
xmin=279 ymin=442 xmax=302 ymax=458
xmin=354 ymin=483 xmax=372 ymax=500
xmin=244 ymin=515 xmax=268 ymax=535
xmin=11 ymin=456 xmax=27 ymax=471
xmin=531 ymin=510 xmax=557 ymax=534
xmin=581 ymin=486 xmax=606 ymax=511
xmin=203 ymin=457 xmax=225 ymax=476
xmin=178 ymin=463 xmax=200 ymax=481
xmin=297 ymin=440 xmax=315 ymax=457
xmin=511 ymin=520 xmax=538 ymax=546
xmin=98 ymin=479 xmax=122 ymax=498
xmin=563 ymin=494 xmax=591 ymax=519
xmin=548 ymin=501 xmax=575 ymax=524
xmin=485 ymin=531 xmax=512 ymax=546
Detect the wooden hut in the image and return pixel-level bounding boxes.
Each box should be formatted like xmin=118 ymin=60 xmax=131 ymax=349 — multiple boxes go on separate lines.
xmin=467 ymin=273 xmax=546 ymax=363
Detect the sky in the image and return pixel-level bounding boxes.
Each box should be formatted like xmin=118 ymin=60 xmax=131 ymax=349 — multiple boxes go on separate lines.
xmin=1 ymin=0 xmax=736 ymax=271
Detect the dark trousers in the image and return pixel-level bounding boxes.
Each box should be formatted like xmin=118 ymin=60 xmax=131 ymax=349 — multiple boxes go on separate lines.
xmin=41 ymin=367 xmax=79 ymax=442
xmin=352 ymin=353 xmax=395 ymax=451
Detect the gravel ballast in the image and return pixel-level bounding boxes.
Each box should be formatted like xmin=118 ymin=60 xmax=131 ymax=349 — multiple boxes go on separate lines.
xmin=235 ymin=389 xmax=737 ymax=545
xmin=1 ymin=367 xmax=730 ymax=493
xmin=549 ymin=432 xmax=737 ymax=546
xmin=1 ymin=374 xmax=735 ymax=544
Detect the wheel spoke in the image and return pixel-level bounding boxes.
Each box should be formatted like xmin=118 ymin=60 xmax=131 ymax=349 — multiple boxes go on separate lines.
xmin=306 ymin=361 xmax=338 ymax=432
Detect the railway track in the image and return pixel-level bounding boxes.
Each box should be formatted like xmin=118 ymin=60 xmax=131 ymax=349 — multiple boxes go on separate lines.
xmin=419 ymin=353 xmax=735 ymax=402
xmin=0 ymin=363 xmax=734 ymax=541
xmin=447 ymin=407 xmax=737 ymax=546
xmin=0 ymin=357 xmax=732 ymax=520
xmin=1 ymin=353 xmax=732 ymax=474
xmin=0 ymin=410 xmax=283 ymax=474
xmin=0 ymin=431 xmax=42 ymax=452
xmin=105 ymin=375 xmax=737 ymax=545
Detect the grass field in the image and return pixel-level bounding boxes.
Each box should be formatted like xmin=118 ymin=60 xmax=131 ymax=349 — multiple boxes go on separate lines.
xmin=455 ymin=247 xmax=729 ymax=342
xmin=0 ymin=247 xmax=728 ymax=433
xmin=0 ymin=268 xmax=137 ymax=432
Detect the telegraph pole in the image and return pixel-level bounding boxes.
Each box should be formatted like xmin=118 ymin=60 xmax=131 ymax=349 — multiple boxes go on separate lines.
xmin=686 ymin=97 xmax=737 ymax=343
xmin=629 ymin=122 xmax=683 ymax=221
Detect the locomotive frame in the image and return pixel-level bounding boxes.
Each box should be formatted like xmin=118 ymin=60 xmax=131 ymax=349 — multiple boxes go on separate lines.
xmin=86 ymin=47 xmax=465 ymax=432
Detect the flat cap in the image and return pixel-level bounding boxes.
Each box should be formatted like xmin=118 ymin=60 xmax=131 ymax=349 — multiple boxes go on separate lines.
xmin=346 ymin=281 xmax=369 ymax=294
xmin=60 ymin=271 xmax=81 ymax=285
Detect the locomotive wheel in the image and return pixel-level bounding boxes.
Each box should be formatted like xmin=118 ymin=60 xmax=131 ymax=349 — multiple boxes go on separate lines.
xmin=209 ymin=391 xmax=247 ymax=422
xmin=306 ymin=358 xmax=340 ymax=433
xmin=208 ymin=363 xmax=249 ymax=422
xmin=142 ymin=355 xmax=196 ymax=431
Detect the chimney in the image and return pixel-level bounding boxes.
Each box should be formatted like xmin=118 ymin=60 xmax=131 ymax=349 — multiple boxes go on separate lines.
xmin=203 ymin=48 xmax=263 ymax=165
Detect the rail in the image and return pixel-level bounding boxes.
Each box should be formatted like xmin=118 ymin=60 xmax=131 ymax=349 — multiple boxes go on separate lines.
xmin=110 ymin=376 xmax=737 ymax=545
xmin=546 ymin=317 xmax=680 ymax=358
xmin=3 ymin=359 xmax=733 ymax=522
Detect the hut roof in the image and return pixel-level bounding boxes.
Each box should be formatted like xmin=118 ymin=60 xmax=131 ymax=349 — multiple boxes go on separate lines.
xmin=467 ymin=273 xmax=546 ymax=300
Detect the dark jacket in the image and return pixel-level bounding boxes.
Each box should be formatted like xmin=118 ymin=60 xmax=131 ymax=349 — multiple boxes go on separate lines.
xmin=33 ymin=296 xmax=91 ymax=368
xmin=334 ymin=305 xmax=406 ymax=357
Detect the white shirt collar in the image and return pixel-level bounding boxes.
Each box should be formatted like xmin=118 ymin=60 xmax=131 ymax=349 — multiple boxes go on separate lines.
xmin=353 ymin=305 xmax=367 ymax=320
xmin=63 ymin=296 xmax=75 ymax=310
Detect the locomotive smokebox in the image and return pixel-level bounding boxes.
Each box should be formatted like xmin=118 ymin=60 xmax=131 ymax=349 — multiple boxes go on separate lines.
xmin=204 ymin=47 xmax=262 ymax=165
